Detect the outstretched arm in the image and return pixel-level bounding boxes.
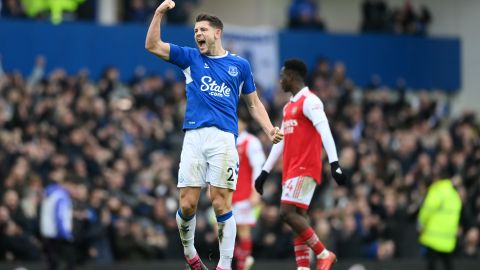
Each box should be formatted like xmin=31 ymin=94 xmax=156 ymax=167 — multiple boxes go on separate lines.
xmin=145 ymin=0 xmax=176 ymax=60
xmin=243 ymin=91 xmax=283 ymax=144
xmin=254 ymin=126 xmax=284 ymax=195
xmin=262 ymin=138 xmax=284 ymax=173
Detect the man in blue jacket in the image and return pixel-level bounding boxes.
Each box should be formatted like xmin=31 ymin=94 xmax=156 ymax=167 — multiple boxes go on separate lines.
xmin=40 ymin=175 xmax=76 ymax=270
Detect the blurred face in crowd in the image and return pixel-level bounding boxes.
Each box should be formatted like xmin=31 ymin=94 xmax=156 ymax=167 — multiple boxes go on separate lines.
xmin=73 ymin=183 xmax=88 ymax=201
xmin=465 ymin=227 xmax=479 ymax=246
xmin=90 ymin=189 xmax=106 ymax=208
xmin=194 ymin=21 xmax=222 ymax=55
xmin=3 ymin=190 xmax=19 ymax=210
xmin=0 ymin=206 xmax=10 ymax=223
xmin=153 ymin=199 xmax=167 ymax=220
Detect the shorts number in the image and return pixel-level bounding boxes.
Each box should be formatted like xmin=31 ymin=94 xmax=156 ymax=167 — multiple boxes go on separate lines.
xmin=227 ymin=163 xmax=238 ymax=182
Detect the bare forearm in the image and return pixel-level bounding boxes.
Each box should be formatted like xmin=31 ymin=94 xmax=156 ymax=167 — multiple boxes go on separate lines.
xmin=248 ymin=100 xmax=274 ymax=136
xmin=243 ymin=91 xmax=282 ymax=144
xmin=145 ymin=11 xmax=164 ymax=50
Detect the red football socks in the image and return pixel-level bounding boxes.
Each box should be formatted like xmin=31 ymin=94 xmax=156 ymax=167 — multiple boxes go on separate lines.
xmin=298 ymin=227 xmax=325 ymax=255
xmin=234 ymin=237 xmax=252 ymax=270
xmin=294 ymin=236 xmax=310 ymax=268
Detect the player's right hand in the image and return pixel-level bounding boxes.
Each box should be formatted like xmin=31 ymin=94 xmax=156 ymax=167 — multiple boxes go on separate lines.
xmin=254 ymin=170 xmax=270 ymax=195
xmin=156 ymin=0 xmax=176 ymax=14
xmin=269 ymin=126 xmax=283 ymax=144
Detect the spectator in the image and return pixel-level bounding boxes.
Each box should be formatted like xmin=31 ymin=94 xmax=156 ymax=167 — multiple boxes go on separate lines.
xmin=2 ymin=190 xmax=30 ymax=234
xmin=361 ymin=0 xmax=432 ymax=35
xmin=124 ymin=0 xmax=151 ymax=23
xmin=84 ymin=188 xmax=114 ymax=263
xmin=75 ymin=0 xmax=95 ymax=21
xmin=288 ymin=0 xmax=325 ymax=30
xmin=21 ymin=0 xmax=86 ymax=24
xmin=40 ymin=175 xmax=76 ymax=269
xmin=0 ymin=205 xmax=42 ymax=261
xmin=361 ymin=0 xmax=388 ymax=32
xmin=461 ymin=227 xmax=479 ymax=258
xmin=336 ymin=214 xmax=365 ymax=258
xmin=0 ymin=0 xmax=24 ymax=18
xmin=252 ymin=204 xmax=292 ymax=259
xmin=165 ymin=0 xmax=199 ymax=24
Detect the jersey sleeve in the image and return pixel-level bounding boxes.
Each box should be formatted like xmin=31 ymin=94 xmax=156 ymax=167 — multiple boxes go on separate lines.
xmin=315 ymin=121 xmax=339 ymax=163
xmin=168 ymin=44 xmax=196 ymax=69
xmin=247 ymin=137 xmax=266 ymax=184
xmin=303 ymin=94 xmax=328 ymax=125
xmin=262 ymin=122 xmax=284 ymax=173
xmin=241 ymin=61 xmax=256 ymax=95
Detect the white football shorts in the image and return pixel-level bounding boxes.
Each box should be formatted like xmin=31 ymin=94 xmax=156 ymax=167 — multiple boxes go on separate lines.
xmin=177 ymin=127 xmax=239 ymax=190
xmin=233 ymin=200 xmax=255 ymax=225
xmin=280 ymin=176 xmax=317 ymax=209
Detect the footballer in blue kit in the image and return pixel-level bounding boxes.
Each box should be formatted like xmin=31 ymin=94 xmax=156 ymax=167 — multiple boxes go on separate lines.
xmin=169 ymin=43 xmax=255 ymax=136
xmin=145 ymin=1 xmax=283 ymax=270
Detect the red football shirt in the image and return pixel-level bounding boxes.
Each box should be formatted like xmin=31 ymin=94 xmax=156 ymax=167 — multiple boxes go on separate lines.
xmin=282 ymin=87 xmax=327 ymax=183
xmin=233 ymin=131 xmax=265 ymax=203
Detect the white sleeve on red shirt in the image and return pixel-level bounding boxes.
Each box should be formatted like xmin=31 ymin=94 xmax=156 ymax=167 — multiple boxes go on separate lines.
xmin=262 ymin=123 xmax=284 ymax=173
xmin=303 ymin=94 xmax=339 ymax=163
xmin=303 ymin=93 xmax=328 ymax=125
xmin=247 ymin=136 xmax=266 ymax=185
xmin=315 ymin=121 xmax=338 ymax=163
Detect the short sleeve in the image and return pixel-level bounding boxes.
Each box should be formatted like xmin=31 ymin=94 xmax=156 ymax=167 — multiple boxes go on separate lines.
xmin=241 ymin=61 xmax=256 ymax=95
xmin=168 ymin=44 xmax=196 ymax=69
xmin=303 ymin=94 xmax=328 ymax=125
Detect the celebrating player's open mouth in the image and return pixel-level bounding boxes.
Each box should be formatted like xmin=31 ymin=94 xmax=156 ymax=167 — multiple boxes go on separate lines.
xmin=196 ymin=38 xmax=207 ymax=52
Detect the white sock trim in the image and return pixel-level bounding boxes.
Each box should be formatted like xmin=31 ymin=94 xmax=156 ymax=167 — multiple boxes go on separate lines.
xmin=316 ymin=249 xmax=329 ymax=259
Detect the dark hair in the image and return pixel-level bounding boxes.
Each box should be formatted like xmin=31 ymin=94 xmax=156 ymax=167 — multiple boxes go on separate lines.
xmin=284 ymin=59 xmax=308 ymax=81
xmin=195 ymin=13 xmax=223 ymax=30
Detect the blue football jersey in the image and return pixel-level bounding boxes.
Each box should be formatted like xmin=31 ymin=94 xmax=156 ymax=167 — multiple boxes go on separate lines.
xmin=168 ymin=44 xmax=256 ymax=136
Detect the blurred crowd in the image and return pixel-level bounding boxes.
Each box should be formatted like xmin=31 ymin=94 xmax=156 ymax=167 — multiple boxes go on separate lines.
xmin=123 ymin=0 xmax=200 ymax=24
xmin=0 ymin=0 xmax=199 ymax=24
xmin=285 ymin=0 xmax=432 ymax=34
xmin=361 ymin=0 xmax=432 ymax=35
xmin=0 ymin=54 xmax=479 ymax=264
xmin=2 ymin=0 xmax=432 ymax=35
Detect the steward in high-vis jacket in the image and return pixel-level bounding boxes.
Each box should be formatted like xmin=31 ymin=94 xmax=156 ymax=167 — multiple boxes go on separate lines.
xmin=419 ymin=178 xmax=461 ymax=270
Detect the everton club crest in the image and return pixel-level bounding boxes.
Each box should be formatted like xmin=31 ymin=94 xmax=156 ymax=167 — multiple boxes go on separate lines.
xmin=228 ymin=66 xmax=238 ymax=77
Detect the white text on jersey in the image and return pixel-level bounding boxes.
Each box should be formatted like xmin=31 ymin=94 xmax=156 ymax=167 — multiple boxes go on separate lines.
xmin=200 ymin=76 xmax=231 ymax=97
xmin=283 ymin=119 xmax=298 ymax=134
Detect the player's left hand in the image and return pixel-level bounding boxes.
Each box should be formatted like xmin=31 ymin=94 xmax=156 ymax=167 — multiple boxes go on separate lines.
xmin=269 ymin=126 xmax=283 ymax=144
xmin=330 ymin=161 xmax=347 ymax=186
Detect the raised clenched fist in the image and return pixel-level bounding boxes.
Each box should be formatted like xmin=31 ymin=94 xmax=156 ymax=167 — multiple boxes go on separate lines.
xmin=156 ymin=0 xmax=176 ymax=14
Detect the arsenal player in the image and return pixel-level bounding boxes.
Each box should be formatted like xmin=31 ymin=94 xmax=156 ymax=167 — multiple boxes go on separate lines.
xmin=255 ymin=59 xmax=346 ymax=270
